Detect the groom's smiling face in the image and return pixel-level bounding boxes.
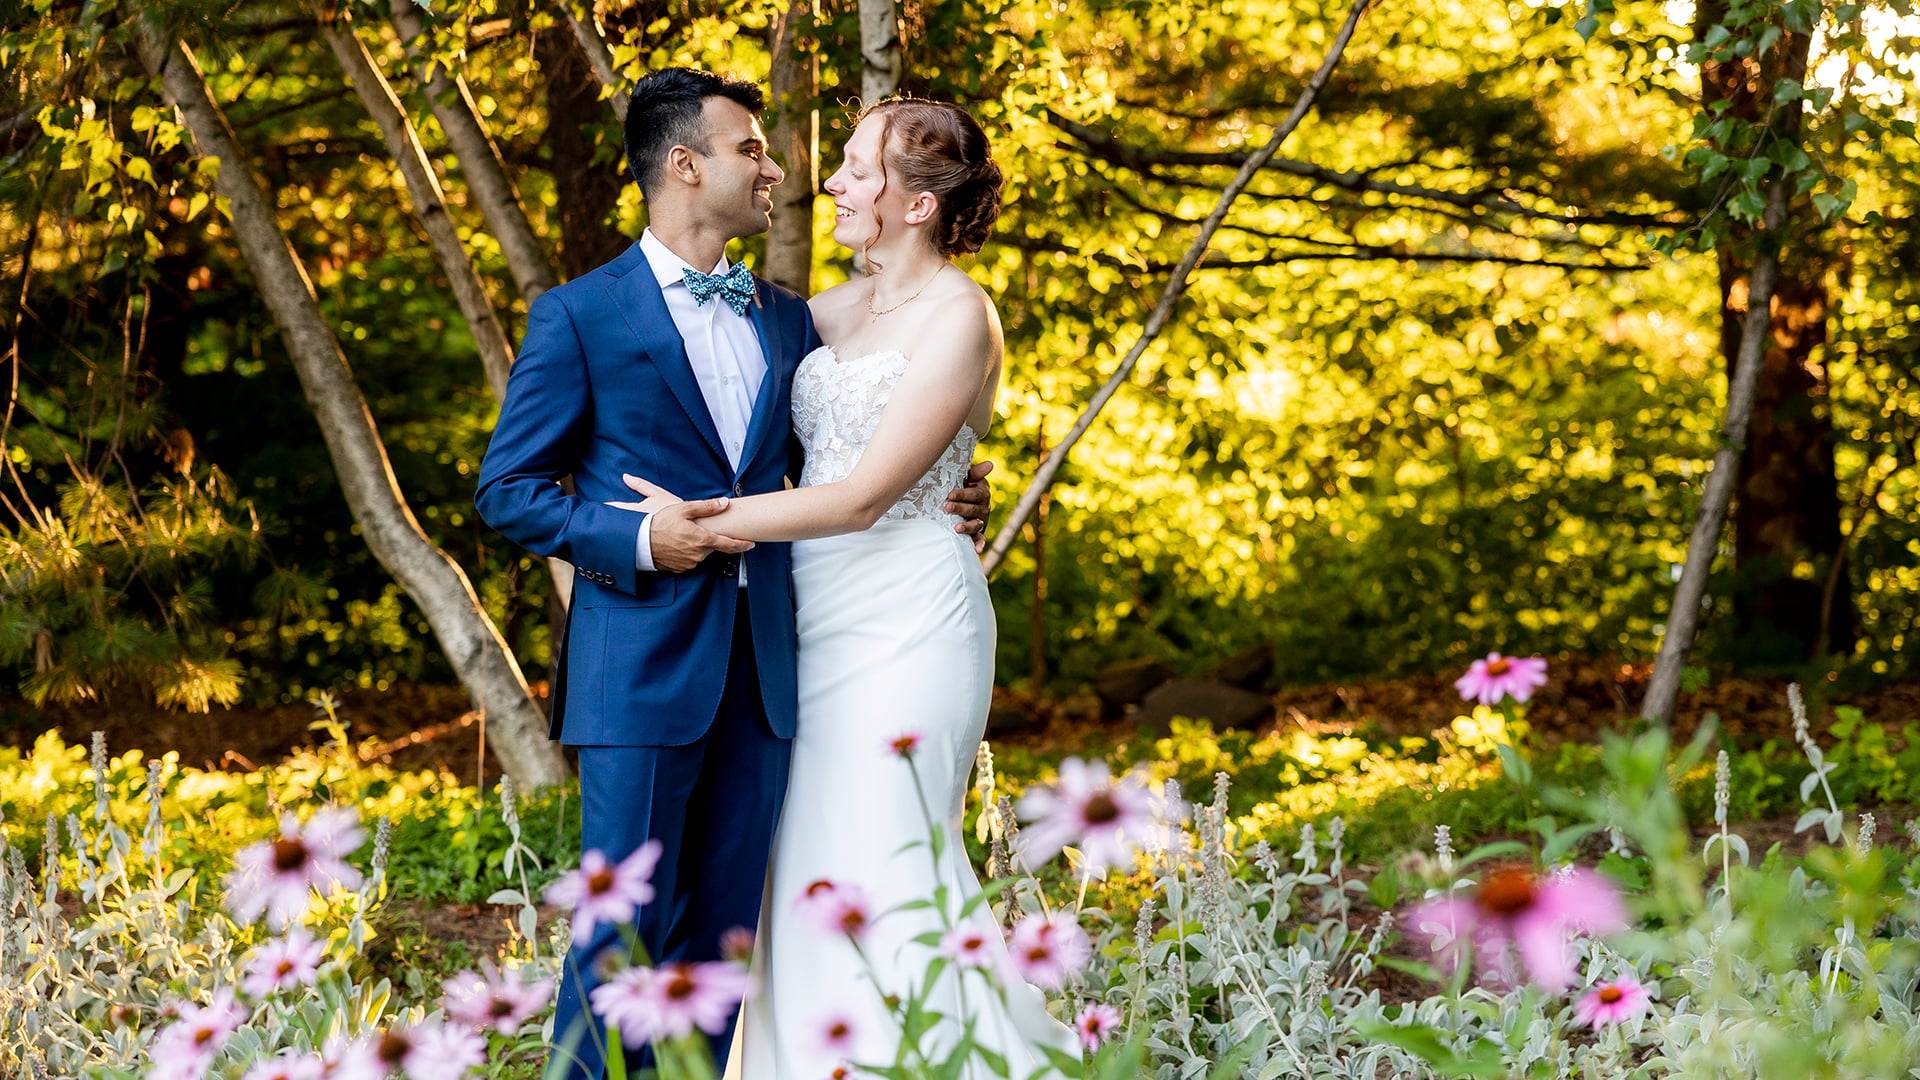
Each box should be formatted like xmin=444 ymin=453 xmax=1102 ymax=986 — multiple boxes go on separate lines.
xmin=690 ymin=96 xmax=784 ymax=240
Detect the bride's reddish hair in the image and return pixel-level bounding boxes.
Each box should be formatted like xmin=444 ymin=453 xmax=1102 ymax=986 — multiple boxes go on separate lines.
xmin=856 ymin=98 xmax=1003 ymax=271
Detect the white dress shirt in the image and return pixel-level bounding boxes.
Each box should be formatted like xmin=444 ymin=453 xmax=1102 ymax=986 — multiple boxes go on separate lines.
xmin=634 ymin=229 xmax=768 ymax=579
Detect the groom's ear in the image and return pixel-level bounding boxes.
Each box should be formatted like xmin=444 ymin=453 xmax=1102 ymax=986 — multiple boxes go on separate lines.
xmin=666 ymin=144 xmax=701 ymax=187
xmin=904 ymin=191 xmax=939 ymax=226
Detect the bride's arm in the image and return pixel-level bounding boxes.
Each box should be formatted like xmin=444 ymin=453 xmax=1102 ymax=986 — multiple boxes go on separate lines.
xmin=695 ymin=298 xmax=998 ymax=542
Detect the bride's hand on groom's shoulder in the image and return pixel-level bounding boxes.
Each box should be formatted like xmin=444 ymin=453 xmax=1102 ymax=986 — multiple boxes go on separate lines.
xmin=945 ymin=460 xmax=993 ymax=553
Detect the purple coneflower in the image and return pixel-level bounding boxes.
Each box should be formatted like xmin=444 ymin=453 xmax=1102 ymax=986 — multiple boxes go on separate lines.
xmin=369 ymin=1019 xmax=486 ymax=1080
xmin=543 ymin=841 xmax=662 ymax=943
xmin=241 ymin=927 xmax=326 ymax=998
xmin=817 ymin=1011 xmax=859 ymax=1056
xmin=1015 ymin=758 xmax=1164 ymax=871
xmin=589 ymin=961 xmax=752 ymax=1046
xmin=1007 ymin=912 xmax=1092 ymax=990
xmin=441 ymin=962 xmax=555 ymax=1036
xmin=939 ymin=922 xmax=996 ymax=968
xmin=887 ymin=731 xmax=922 ymax=757
xmin=1074 ymin=1002 xmax=1122 ymax=1052
xmin=720 ymin=926 xmax=756 ymax=964
xmin=226 ymin=807 xmax=365 ymax=928
xmin=146 ymin=989 xmax=247 ymax=1078
xmin=796 ymin=879 xmax=873 ymax=940
xmin=1409 ymin=864 xmax=1627 ymax=992
xmin=1575 ymin=975 xmax=1652 ymax=1027
xmin=1454 ymin=652 xmax=1550 ymax=707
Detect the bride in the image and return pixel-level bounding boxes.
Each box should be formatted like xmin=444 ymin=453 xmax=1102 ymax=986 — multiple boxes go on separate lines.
xmin=622 ymin=98 xmax=1077 ymax=1077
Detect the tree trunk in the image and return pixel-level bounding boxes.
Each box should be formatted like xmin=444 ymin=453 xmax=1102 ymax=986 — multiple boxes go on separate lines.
xmin=764 ymin=0 xmax=816 ymax=294
xmin=563 ymin=3 xmax=630 ymax=121
xmin=981 ymin=0 xmax=1374 ymax=575
xmin=317 ymin=9 xmax=516 ymax=402
xmin=383 ymin=0 xmax=575 ymax=616
xmin=858 ymin=0 xmax=902 ymax=104
xmin=1641 ymin=182 xmax=1794 ymax=722
xmin=1694 ymin=0 xmax=1851 ymax=667
xmin=536 ymin=25 xmax=631 ymax=280
xmin=133 ymin=24 xmax=570 ymax=788
xmin=388 ymin=0 xmax=558 ymax=306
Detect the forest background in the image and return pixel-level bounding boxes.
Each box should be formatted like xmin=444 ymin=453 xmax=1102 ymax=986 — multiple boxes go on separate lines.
xmin=3 ymin=0 xmax=1918 ymax=785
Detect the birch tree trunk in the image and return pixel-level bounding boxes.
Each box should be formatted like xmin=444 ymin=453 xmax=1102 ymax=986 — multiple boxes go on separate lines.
xmin=318 ymin=10 xmax=515 ymax=402
xmin=1640 ymin=181 xmax=1793 ymax=723
xmin=982 ymin=0 xmax=1374 ymax=575
xmin=133 ymin=23 xmax=570 ymax=788
xmin=388 ymin=0 xmax=558 ymax=306
xmin=564 ymin=2 xmax=629 ymax=121
xmin=858 ymin=0 xmax=902 ymax=104
xmin=764 ymin=0 xmax=815 ymax=293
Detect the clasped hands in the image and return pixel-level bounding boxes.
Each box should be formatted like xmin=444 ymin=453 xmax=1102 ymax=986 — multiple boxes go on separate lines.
xmin=608 ymin=463 xmax=996 ymax=574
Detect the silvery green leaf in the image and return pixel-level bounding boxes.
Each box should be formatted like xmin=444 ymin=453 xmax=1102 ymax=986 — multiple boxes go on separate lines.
xmin=487 ymin=888 xmax=526 ymax=906
xmin=1794 ymin=808 xmax=1830 ymax=835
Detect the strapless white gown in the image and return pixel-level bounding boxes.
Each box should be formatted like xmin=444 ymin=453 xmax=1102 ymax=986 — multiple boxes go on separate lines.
xmin=735 ymin=347 xmax=1077 ymax=1079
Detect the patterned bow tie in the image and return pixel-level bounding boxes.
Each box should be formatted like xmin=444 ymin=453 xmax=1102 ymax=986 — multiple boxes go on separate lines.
xmin=682 ymin=262 xmax=755 ymax=315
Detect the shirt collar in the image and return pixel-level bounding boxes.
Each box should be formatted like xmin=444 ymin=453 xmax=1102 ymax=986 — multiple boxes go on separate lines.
xmin=640 ymin=228 xmax=730 ymax=289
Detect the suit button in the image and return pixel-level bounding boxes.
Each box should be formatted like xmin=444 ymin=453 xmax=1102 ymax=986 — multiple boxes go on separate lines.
xmin=719 ymin=555 xmax=737 ymax=577
xmin=732 ymin=482 xmax=744 ymax=497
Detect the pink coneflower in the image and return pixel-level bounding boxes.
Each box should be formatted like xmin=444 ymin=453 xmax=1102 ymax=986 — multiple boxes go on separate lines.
xmin=1007 ymin=912 xmax=1092 ymax=991
xmin=795 ymin=879 xmax=873 ymax=940
xmin=226 ymin=807 xmax=365 ymax=928
xmin=1454 ymin=652 xmax=1550 ymax=707
xmin=720 ymin=926 xmax=756 ymax=964
xmin=543 ymin=841 xmax=662 ymax=943
xmin=1575 ymin=975 xmax=1652 ymax=1027
xmin=368 ymin=1019 xmax=486 ymax=1080
xmin=1015 ymin=758 xmax=1166 ymax=871
xmin=441 ymin=962 xmax=555 ymax=1036
xmin=241 ymin=927 xmax=326 ymax=998
xmin=315 ymin=1035 xmax=385 ymax=1080
xmin=239 ymin=1055 xmax=324 ymax=1080
xmin=887 ymin=731 xmax=922 ymax=757
xmin=939 ymin=922 xmax=996 ymax=969
xmin=1073 ymin=1002 xmax=1122 ymax=1052
xmin=589 ymin=961 xmax=752 ymax=1046
xmin=817 ymin=1011 xmax=858 ymax=1056
xmin=147 ymin=989 xmax=247 ymax=1076
xmin=1409 ymin=865 xmax=1627 ymax=992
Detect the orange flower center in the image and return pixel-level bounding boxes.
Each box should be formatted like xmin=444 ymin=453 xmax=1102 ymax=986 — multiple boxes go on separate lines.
xmin=272 ymin=838 xmax=309 ymax=872
xmin=1026 ymin=945 xmax=1050 ymax=963
xmin=586 ymin=867 xmax=615 ymax=895
xmin=838 ymin=909 xmax=867 ymax=934
xmin=1083 ymin=793 xmax=1120 ymax=826
xmin=829 ymin=1021 xmax=850 ymax=1039
xmin=1476 ymin=867 xmax=1537 ymax=917
xmin=275 ymin=960 xmax=295 ymax=978
xmin=890 ymin=736 xmax=918 ymax=755
xmin=1486 ymin=657 xmax=1512 ymax=676
xmin=377 ymin=1030 xmax=412 ymax=1063
xmin=1598 ymin=986 xmax=1624 ymax=1004
xmin=805 ymin=880 xmax=836 ymax=898
xmin=664 ymin=968 xmax=697 ymax=1001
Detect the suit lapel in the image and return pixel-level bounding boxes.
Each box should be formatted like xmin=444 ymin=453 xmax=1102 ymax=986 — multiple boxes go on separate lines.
xmin=607 ymin=246 xmax=729 ymax=467
xmin=736 ymin=279 xmax=787 ymax=478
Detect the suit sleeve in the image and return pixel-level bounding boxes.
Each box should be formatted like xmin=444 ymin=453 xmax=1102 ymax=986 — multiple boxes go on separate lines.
xmin=476 ymin=289 xmax=649 ymax=595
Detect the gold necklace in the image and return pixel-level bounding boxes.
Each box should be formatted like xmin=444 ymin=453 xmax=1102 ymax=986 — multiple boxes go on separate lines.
xmin=866 ymin=265 xmax=945 ymax=323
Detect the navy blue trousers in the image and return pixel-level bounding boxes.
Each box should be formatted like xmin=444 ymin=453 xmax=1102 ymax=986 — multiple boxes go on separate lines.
xmin=548 ymin=596 xmax=790 ymax=1080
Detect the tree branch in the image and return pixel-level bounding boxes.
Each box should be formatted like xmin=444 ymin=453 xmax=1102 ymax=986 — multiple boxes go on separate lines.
xmin=982 ymin=0 xmax=1377 ymax=576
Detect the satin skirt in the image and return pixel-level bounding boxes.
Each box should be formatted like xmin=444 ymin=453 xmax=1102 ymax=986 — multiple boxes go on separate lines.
xmin=736 ymin=519 xmax=1076 ymax=1078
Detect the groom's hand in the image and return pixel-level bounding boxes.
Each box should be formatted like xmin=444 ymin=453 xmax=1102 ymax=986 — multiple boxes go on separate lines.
xmin=945 ymin=460 xmax=994 ymax=554
xmin=649 ymin=498 xmax=754 ymax=573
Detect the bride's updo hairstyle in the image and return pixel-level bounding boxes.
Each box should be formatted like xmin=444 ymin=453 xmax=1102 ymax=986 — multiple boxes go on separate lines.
xmin=858 ymin=98 xmax=1004 ymax=266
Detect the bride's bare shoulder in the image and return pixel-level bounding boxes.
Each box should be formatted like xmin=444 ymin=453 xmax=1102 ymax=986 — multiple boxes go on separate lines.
xmin=807 ymin=280 xmax=868 ymax=340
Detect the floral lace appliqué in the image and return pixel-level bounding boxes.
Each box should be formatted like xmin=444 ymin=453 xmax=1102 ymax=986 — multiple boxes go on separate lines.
xmin=792 ymin=346 xmax=978 ymax=525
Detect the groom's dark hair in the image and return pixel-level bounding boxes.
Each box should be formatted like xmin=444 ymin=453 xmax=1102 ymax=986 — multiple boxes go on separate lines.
xmin=624 ymin=68 xmax=766 ymax=198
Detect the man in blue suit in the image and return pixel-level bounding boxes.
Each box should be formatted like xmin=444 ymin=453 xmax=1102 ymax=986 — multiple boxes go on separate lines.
xmin=475 ymin=69 xmax=987 ymax=1079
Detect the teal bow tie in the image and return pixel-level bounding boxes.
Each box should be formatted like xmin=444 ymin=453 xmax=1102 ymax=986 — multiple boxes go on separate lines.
xmin=682 ymin=262 xmax=755 ymax=315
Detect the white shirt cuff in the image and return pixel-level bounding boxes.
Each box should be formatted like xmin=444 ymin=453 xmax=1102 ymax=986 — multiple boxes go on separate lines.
xmin=635 ymin=513 xmax=657 ymax=573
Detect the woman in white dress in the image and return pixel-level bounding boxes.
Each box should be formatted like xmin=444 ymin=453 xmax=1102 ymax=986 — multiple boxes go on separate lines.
xmin=627 ymin=100 xmax=1078 ymax=1078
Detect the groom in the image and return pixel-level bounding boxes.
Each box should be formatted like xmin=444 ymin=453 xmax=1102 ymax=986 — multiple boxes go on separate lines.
xmin=475 ymin=69 xmax=987 ymax=1079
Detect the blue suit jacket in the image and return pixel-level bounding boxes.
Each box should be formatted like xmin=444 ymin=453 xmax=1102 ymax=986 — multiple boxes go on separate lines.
xmin=475 ymin=242 xmax=821 ymax=747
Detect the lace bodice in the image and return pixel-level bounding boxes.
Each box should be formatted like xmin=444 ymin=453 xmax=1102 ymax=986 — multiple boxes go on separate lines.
xmin=792 ymin=346 xmax=979 ymax=525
